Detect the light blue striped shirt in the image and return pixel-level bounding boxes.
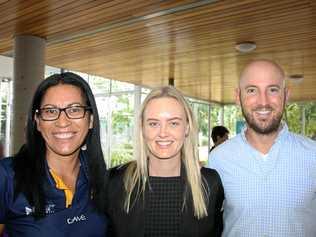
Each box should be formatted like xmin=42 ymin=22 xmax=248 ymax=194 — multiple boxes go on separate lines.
xmin=208 ymin=124 xmax=316 ymax=237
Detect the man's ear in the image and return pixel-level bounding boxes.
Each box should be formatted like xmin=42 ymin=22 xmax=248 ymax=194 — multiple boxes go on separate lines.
xmin=89 ymin=114 xmax=94 ymax=129
xmin=284 ymin=87 xmax=290 ymax=104
xmin=235 ymin=88 xmax=241 ymax=106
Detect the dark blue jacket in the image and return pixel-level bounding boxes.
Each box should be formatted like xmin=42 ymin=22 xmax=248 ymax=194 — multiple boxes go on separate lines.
xmin=0 ymin=154 xmax=107 ymax=237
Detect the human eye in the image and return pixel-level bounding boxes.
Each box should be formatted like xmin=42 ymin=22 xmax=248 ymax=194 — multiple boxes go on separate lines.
xmin=40 ymin=107 xmax=59 ymax=119
xmin=42 ymin=108 xmax=58 ymax=115
xmin=268 ymin=86 xmax=280 ymax=95
xmin=66 ymin=106 xmax=84 ymax=117
xmin=148 ymin=121 xmax=159 ymax=128
xmin=245 ymin=87 xmax=257 ymax=95
xmin=68 ymin=106 xmax=82 ymax=113
xmin=169 ymin=120 xmax=180 ymax=127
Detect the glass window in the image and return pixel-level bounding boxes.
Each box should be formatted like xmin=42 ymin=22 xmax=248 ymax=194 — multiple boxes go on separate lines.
xmin=45 ymin=66 xmax=60 ymax=77
xmin=304 ymin=102 xmax=316 ymax=139
xmin=223 ymin=104 xmax=243 ymax=136
xmin=0 ymin=77 xmax=11 ymax=156
xmin=109 ymin=93 xmax=134 ymax=167
xmin=111 ymin=80 xmax=135 ymax=92
xmin=189 ymin=99 xmax=210 ymax=165
xmin=284 ymin=103 xmax=301 ymax=134
xmin=88 ymin=75 xmax=110 ymax=95
xmin=285 ymin=101 xmax=316 ymax=138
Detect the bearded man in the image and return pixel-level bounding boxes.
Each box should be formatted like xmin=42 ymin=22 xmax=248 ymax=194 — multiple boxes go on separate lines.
xmin=208 ymin=59 xmax=316 ymax=237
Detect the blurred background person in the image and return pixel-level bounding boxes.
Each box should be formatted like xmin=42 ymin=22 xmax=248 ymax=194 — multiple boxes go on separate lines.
xmin=0 ymin=72 xmax=108 ymax=236
xmin=106 ymin=86 xmax=224 ymax=237
xmin=210 ymin=126 xmax=229 ymax=152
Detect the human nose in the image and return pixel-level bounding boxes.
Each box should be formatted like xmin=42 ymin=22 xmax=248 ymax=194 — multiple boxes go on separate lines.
xmin=55 ymin=110 xmax=71 ymax=127
xmin=158 ymin=123 xmax=168 ymax=137
xmin=258 ymin=91 xmax=268 ymax=106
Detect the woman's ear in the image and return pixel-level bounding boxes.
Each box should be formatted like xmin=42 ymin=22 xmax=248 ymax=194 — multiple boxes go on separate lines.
xmin=185 ymin=123 xmax=189 ymax=137
xmin=89 ymin=114 xmax=94 ymax=129
xmin=34 ymin=113 xmax=41 ymax=132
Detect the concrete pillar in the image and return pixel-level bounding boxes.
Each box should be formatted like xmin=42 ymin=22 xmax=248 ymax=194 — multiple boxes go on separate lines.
xmin=11 ymin=35 xmax=45 ymax=154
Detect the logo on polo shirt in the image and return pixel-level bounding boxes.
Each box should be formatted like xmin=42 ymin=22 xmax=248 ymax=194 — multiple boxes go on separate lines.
xmin=25 ymin=206 xmax=34 ymax=216
xmin=24 ymin=204 xmax=56 ymax=215
xmin=67 ymin=214 xmax=87 ymax=225
xmin=45 ymin=204 xmax=56 ymax=214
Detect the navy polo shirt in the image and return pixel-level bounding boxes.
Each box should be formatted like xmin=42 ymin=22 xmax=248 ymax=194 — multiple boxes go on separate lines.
xmin=0 ymin=154 xmax=107 ymax=237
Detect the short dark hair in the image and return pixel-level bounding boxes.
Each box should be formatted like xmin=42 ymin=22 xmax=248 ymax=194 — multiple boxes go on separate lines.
xmin=13 ymin=72 xmax=107 ymax=217
xmin=211 ymin=126 xmax=229 ymax=143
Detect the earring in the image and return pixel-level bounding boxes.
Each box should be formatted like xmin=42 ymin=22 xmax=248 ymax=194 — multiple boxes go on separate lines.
xmin=81 ymin=144 xmax=87 ymax=150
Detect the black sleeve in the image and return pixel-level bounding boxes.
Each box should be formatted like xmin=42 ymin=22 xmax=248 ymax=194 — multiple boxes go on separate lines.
xmin=104 ymin=168 xmax=116 ymax=237
xmin=201 ymin=167 xmax=224 ymax=237
xmin=213 ymin=171 xmax=224 ymax=237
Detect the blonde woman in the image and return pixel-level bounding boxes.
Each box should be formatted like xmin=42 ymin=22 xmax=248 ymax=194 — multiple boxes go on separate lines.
xmin=105 ymin=86 xmax=224 ymax=237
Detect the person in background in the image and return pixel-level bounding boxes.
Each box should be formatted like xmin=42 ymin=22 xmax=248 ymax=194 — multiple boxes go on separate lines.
xmin=210 ymin=126 xmax=229 ymax=152
xmin=208 ymin=59 xmax=316 ymax=236
xmin=105 ymin=86 xmax=224 ymax=237
xmin=0 ymin=72 xmax=108 ymax=236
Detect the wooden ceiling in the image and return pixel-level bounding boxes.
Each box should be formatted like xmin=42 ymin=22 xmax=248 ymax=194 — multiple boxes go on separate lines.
xmin=0 ymin=0 xmax=315 ymax=103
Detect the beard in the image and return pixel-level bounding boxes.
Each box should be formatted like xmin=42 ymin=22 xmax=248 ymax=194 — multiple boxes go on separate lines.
xmin=240 ymin=99 xmax=285 ymax=135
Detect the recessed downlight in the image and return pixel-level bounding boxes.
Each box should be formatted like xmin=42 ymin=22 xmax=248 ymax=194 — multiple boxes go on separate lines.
xmin=288 ymin=74 xmax=304 ymax=83
xmin=235 ymin=41 xmax=256 ymax=53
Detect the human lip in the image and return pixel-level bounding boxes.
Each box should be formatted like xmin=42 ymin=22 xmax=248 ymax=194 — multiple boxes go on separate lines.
xmin=53 ymin=132 xmax=76 ymax=139
xmin=156 ymin=140 xmax=173 ymax=146
xmin=254 ymin=108 xmax=273 ymax=119
xmin=255 ymin=110 xmax=271 ymax=115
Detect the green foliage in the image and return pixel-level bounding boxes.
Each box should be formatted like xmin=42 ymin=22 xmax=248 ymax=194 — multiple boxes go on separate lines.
xmin=109 ymin=94 xmax=134 ymax=167
xmin=284 ymin=103 xmax=301 ymax=133
xmin=223 ymin=105 xmax=243 ymax=135
xmin=110 ymin=143 xmax=133 ymax=167
xmin=305 ymin=102 xmax=316 ymax=138
xmin=210 ymin=105 xmax=221 ymax=126
xmin=111 ymin=95 xmax=133 ymax=134
xmin=196 ymin=103 xmax=209 ymax=136
xmin=285 ymin=102 xmax=316 ymax=138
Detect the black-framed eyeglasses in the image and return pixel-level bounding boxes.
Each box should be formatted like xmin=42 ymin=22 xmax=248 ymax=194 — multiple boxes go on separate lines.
xmin=36 ymin=106 xmax=91 ymax=121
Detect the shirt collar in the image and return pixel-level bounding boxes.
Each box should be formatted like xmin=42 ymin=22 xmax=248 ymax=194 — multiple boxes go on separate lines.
xmin=241 ymin=121 xmax=289 ymax=147
xmin=45 ymin=151 xmax=89 ymax=187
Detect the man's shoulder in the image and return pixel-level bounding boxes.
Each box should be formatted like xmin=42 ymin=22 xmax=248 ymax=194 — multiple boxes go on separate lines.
xmin=211 ymin=134 xmax=243 ymax=157
xmin=286 ymin=132 xmax=316 ymax=153
xmin=208 ymin=135 xmax=244 ymax=169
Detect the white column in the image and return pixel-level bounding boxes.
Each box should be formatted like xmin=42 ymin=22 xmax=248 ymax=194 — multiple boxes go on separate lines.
xmin=11 ymin=35 xmax=45 ymax=154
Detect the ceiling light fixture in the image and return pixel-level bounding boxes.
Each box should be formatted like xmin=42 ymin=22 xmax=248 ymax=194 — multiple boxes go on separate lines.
xmin=235 ymin=41 xmax=256 ymax=53
xmin=287 ymin=74 xmax=304 ymax=84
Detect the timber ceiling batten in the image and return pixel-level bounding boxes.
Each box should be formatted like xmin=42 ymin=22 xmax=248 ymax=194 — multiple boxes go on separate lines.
xmin=0 ymin=0 xmax=315 ymax=103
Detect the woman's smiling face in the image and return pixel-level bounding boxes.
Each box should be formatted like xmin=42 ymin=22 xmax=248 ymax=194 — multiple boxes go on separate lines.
xmin=143 ymin=97 xmax=188 ymax=161
xmin=35 ymin=84 xmax=93 ymax=158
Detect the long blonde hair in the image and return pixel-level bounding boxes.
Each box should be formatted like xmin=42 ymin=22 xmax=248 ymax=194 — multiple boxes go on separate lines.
xmin=123 ymin=86 xmax=209 ymax=219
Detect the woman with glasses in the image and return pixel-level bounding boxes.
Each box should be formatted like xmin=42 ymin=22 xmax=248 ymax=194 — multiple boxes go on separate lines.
xmin=0 ymin=72 xmax=108 ymax=236
xmin=105 ymin=86 xmax=224 ymax=237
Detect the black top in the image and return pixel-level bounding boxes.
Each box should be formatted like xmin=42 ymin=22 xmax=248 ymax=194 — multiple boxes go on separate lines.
xmin=105 ymin=164 xmax=224 ymax=237
xmin=145 ymin=176 xmax=182 ymax=237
